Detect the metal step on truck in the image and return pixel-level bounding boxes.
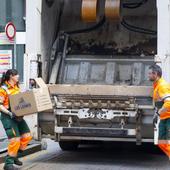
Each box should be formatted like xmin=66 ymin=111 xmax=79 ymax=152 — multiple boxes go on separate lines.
xmin=25 ymin=0 xmax=170 ymax=150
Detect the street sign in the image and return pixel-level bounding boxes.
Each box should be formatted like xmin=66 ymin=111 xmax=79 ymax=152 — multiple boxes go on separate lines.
xmin=5 ymin=22 xmax=16 ymax=40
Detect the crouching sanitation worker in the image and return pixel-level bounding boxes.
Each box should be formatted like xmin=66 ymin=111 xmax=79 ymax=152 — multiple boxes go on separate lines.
xmin=0 ymin=69 xmax=32 ymax=170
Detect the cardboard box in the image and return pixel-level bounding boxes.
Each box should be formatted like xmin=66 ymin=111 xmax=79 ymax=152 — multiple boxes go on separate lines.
xmin=9 ymin=78 xmax=53 ymax=116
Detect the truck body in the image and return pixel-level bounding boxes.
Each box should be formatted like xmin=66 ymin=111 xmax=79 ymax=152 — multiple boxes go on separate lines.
xmin=25 ymin=0 xmax=170 ymax=149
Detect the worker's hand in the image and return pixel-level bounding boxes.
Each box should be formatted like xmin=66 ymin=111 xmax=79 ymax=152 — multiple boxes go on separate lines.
xmin=8 ymin=111 xmax=16 ymax=119
xmin=15 ymin=116 xmax=24 ymax=122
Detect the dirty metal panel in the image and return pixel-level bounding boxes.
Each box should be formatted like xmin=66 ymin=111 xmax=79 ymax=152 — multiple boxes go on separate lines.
xmin=119 ymin=64 xmax=132 ymax=81
xmin=132 ymin=63 xmax=143 ymax=85
xmin=49 ymin=84 xmax=153 ymax=97
xmin=61 ymin=55 xmax=154 ymax=85
xmin=90 ymin=64 xmax=106 ymax=82
xmin=64 ymin=64 xmax=80 ymax=82
xmin=105 ymin=62 xmax=116 ymax=84
xmin=78 ymin=62 xmax=90 ymax=83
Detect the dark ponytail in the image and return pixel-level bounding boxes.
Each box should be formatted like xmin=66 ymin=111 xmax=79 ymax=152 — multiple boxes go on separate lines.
xmin=0 ymin=69 xmax=19 ymax=87
xmin=0 ymin=72 xmax=7 ymax=86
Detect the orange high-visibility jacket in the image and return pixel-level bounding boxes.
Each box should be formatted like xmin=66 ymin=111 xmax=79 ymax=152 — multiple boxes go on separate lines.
xmin=153 ymin=78 xmax=170 ymax=120
xmin=0 ymin=81 xmax=20 ymax=109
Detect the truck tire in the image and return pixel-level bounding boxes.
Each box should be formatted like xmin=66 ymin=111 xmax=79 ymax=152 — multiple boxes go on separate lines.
xmin=59 ymin=141 xmax=79 ymax=151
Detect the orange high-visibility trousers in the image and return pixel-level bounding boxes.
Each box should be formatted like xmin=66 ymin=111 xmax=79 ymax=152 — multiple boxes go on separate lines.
xmin=158 ymin=143 xmax=170 ymax=158
xmin=20 ymin=133 xmax=32 ymax=151
xmin=8 ymin=137 xmax=20 ymax=157
xmin=8 ymin=133 xmax=32 ymax=157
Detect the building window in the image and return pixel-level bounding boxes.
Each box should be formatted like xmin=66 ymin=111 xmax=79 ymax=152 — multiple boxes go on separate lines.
xmin=0 ymin=0 xmax=26 ymax=81
xmin=0 ymin=0 xmax=25 ymax=32
xmin=0 ymin=45 xmax=25 ymax=82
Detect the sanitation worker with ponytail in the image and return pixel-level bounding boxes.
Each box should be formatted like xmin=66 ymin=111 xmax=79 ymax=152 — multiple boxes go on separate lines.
xmin=0 ymin=69 xmax=32 ymax=170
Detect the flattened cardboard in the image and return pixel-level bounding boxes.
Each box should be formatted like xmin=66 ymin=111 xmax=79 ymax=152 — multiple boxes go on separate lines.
xmin=10 ymin=91 xmax=37 ymax=116
xmin=9 ymin=78 xmax=53 ymax=116
xmin=33 ymin=87 xmax=53 ymax=112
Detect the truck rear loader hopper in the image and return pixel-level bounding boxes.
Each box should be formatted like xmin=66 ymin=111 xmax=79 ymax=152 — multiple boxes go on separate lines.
xmin=38 ymin=84 xmax=154 ymax=151
xmin=37 ymin=0 xmax=157 ymax=150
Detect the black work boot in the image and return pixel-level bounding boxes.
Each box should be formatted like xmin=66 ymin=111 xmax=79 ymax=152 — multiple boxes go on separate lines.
xmin=3 ymin=164 xmax=19 ymax=170
xmin=4 ymin=155 xmax=18 ymax=170
xmin=17 ymin=150 xmax=23 ymax=158
xmin=14 ymin=158 xmax=23 ymax=166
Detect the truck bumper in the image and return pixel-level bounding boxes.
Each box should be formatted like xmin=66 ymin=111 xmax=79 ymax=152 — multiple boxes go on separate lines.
xmin=55 ymin=127 xmax=154 ymax=143
xmin=55 ymin=127 xmax=136 ymax=137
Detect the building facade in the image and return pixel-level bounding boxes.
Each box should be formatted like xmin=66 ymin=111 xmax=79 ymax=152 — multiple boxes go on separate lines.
xmin=0 ymin=0 xmax=26 ymax=81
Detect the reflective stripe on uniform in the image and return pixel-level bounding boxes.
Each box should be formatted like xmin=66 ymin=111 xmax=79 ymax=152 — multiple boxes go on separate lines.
xmin=8 ymin=137 xmax=20 ymax=157
xmin=158 ymin=143 xmax=170 ymax=158
xmin=158 ymin=140 xmax=170 ymax=144
xmin=1 ymin=85 xmax=10 ymax=95
xmin=162 ymin=95 xmax=170 ymax=101
xmin=20 ymin=133 xmax=32 ymax=151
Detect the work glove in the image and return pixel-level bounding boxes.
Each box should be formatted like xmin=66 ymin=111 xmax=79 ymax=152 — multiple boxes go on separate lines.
xmin=15 ymin=116 xmax=24 ymax=122
xmin=8 ymin=111 xmax=16 ymax=119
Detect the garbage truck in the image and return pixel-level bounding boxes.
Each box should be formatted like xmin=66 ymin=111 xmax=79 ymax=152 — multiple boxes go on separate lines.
xmin=25 ymin=0 xmax=170 ymax=150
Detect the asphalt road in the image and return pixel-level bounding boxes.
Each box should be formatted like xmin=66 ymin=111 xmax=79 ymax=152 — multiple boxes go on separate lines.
xmin=14 ymin=139 xmax=170 ymax=170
